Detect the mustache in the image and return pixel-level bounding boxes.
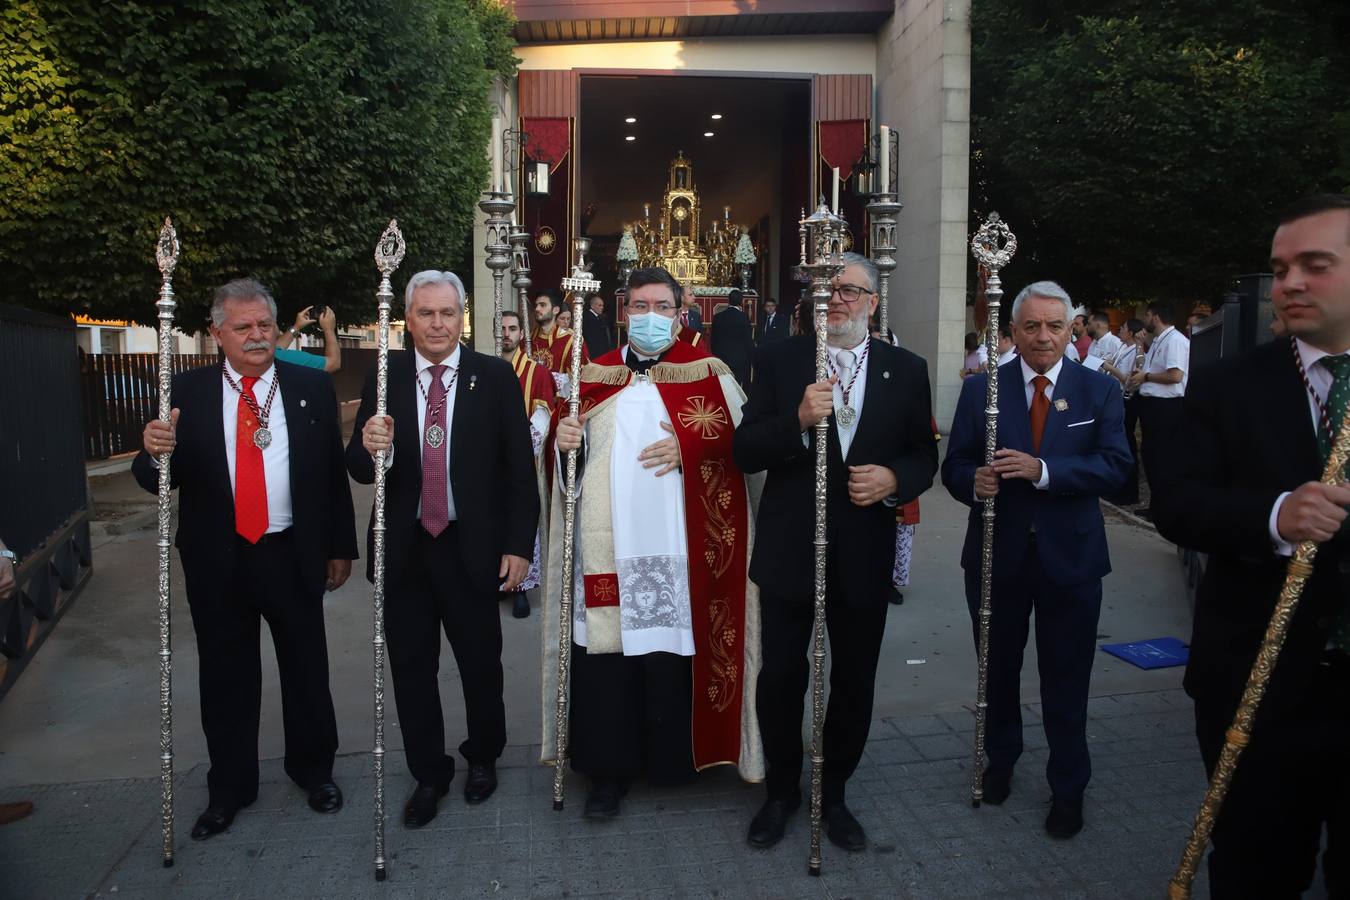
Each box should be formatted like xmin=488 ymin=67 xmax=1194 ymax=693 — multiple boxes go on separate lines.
xmin=242 ymin=340 xmax=272 ymax=352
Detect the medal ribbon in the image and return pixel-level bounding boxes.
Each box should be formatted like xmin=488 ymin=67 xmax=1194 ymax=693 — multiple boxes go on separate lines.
xmin=827 ymin=338 xmax=870 ymax=409
xmin=222 ymin=363 xmax=279 ymax=432
xmin=417 ymin=366 xmax=459 ymax=438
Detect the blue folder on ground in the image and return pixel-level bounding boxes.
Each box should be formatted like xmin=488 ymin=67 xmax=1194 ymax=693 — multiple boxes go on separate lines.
xmin=1099 ymin=637 xmax=1189 ymax=669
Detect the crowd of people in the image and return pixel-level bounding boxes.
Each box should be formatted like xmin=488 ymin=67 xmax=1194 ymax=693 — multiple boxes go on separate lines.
xmin=126 ymin=193 xmax=1348 ymax=897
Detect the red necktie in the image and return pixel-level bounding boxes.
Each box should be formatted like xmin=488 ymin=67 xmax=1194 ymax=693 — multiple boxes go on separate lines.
xmin=234 ymin=375 xmax=269 ymax=543
xmin=1029 ymin=375 xmax=1051 ymax=453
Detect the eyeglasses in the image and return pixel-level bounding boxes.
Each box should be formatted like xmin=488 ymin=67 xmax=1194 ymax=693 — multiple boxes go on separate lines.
xmin=831 ymin=283 xmax=874 ymax=303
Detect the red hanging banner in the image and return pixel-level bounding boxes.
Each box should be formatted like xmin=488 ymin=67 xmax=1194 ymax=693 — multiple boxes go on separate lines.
xmin=818 ymin=119 xmax=869 ymax=178
xmin=523 ymin=117 xmax=571 ymax=174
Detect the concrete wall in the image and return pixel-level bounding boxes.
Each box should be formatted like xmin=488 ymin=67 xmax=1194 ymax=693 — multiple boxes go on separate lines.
xmin=876 ymin=0 xmax=971 ymax=428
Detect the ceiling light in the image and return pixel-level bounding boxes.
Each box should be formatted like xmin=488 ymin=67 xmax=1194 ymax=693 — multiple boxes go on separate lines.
xmin=624 ymin=117 xmax=636 ymax=123
xmin=625 ymin=135 xmax=636 ymax=142
xmin=710 ymin=114 xmax=723 ymax=120
xmin=703 ymin=131 xmax=714 ymax=137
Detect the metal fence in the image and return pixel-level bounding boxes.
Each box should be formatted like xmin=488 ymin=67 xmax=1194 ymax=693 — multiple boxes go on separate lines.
xmin=81 ymin=352 xmax=220 ymax=460
xmin=81 ymin=349 xmax=378 ymax=459
xmin=0 ymin=304 xmax=94 ymax=699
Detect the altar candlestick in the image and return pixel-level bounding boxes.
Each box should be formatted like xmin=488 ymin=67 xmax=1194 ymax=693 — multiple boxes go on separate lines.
xmin=880 ymin=126 xmax=890 ymax=194
xmin=831 ymin=167 xmax=841 ymax=214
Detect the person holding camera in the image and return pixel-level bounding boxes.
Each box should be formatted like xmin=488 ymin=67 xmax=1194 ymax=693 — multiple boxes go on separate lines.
xmin=277 ymin=305 xmax=342 ymax=374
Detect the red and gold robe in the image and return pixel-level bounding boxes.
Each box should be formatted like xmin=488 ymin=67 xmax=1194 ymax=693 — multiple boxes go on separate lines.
xmin=530 ymin=324 xmax=588 ymax=375
xmin=511 ymin=346 xmax=557 ymax=421
xmin=541 ymin=338 xmax=761 ymax=779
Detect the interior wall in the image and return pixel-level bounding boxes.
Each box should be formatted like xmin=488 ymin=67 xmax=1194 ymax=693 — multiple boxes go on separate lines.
xmin=876 ymin=0 xmax=972 ymax=429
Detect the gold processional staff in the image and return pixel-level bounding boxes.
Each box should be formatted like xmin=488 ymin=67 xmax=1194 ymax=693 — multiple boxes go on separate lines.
xmin=1168 ymin=399 xmax=1350 ymax=897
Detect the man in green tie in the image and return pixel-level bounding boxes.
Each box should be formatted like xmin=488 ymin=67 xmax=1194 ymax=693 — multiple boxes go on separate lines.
xmin=1153 ymin=193 xmax=1350 ymax=898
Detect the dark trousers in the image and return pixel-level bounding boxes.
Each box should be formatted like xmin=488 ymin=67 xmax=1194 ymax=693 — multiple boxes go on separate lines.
xmin=184 ymin=530 xmax=338 ymax=809
xmin=570 ymin=646 xmax=695 ymax=783
xmin=385 ymin=523 xmax=506 ymax=789
xmin=1137 ymin=395 xmax=1185 ymax=494
xmin=1196 ymin=654 xmax=1349 ymax=899
xmin=757 ymin=562 xmax=889 ymax=805
xmin=1107 ymin=395 xmax=1141 ymax=505
xmin=963 ymin=542 xmax=1102 ymax=799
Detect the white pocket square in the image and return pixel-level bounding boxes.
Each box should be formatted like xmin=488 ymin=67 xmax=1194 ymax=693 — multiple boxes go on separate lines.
xmin=1067 ymin=418 xmax=1095 ymax=428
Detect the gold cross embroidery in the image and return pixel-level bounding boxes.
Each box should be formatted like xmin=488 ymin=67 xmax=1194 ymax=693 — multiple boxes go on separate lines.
xmin=677 ymin=396 xmax=729 ymax=440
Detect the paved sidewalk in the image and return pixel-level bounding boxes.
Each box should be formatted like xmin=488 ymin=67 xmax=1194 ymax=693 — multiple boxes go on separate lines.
xmin=4 ymin=689 xmax=1210 ymax=899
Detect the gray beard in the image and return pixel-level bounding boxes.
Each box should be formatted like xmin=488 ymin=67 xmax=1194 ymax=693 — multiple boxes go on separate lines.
xmin=826 ymin=314 xmax=868 ymax=348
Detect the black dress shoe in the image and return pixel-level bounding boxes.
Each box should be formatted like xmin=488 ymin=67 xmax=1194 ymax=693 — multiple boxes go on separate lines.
xmin=746 ymin=795 xmax=800 ymax=848
xmin=583 ymin=777 xmax=627 ymax=819
xmin=889 ymin=588 xmax=904 ymax=605
xmin=981 ymin=768 xmax=1012 ymax=805
xmin=464 ymin=763 xmax=497 ymax=804
xmin=404 ymin=783 xmax=449 ymax=829
xmin=824 ymin=802 xmax=866 ymax=852
xmin=307 ymin=781 xmax=343 ymax=814
xmin=1045 ymin=795 xmax=1084 ymax=839
xmin=190 ymin=805 xmax=238 ymax=841
xmin=512 ymin=593 xmax=530 ymax=618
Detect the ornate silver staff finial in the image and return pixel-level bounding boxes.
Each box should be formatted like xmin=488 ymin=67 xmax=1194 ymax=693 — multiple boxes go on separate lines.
xmin=970 ymin=212 xmax=1018 ymax=271
xmin=156 ymin=217 xmax=180 ymax=279
xmin=375 ymin=220 xmax=407 ymax=276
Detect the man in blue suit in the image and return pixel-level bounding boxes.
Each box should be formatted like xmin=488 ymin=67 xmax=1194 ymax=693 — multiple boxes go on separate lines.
xmin=942 ymin=280 xmax=1130 ymax=840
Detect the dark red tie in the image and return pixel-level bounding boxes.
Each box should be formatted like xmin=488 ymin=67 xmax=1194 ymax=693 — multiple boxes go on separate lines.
xmin=234 ymin=376 xmax=268 ymax=543
xmin=1029 ymin=375 xmax=1051 ymax=453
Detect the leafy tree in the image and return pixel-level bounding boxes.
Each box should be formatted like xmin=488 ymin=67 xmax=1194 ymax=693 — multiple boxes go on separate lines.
xmin=970 ymin=0 xmax=1350 ymax=307
xmin=1 ymin=0 xmax=517 ymax=327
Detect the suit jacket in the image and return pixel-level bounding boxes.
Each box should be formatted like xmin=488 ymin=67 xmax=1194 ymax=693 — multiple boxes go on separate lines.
xmin=756 ymin=310 xmax=790 ymax=345
xmin=710 ymin=306 xmax=753 ymax=382
xmin=734 ymin=335 xmax=938 ymax=604
xmin=1152 ymin=340 xmax=1349 ymax=723
xmin=582 ymin=309 xmax=614 ymax=359
xmin=942 ymin=359 xmax=1130 ymax=587
xmin=131 ymin=361 xmax=357 ymax=599
xmin=684 ymin=305 xmax=703 ymax=333
xmin=345 ymin=348 xmax=539 ymax=594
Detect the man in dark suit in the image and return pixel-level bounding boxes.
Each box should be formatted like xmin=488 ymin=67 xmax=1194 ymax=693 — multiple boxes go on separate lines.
xmin=711 ymin=288 xmax=754 ymax=387
xmin=755 ymin=297 xmax=790 ymax=346
xmin=136 ymin=278 xmax=356 ymax=840
xmin=582 ymin=293 xmax=615 ymax=358
xmin=1153 ymin=194 xmax=1350 ymax=898
xmin=734 ymin=252 xmax=938 ymax=851
xmin=347 ymin=270 xmax=538 ymax=828
xmin=942 ymin=280 xmax=1131 ymax=840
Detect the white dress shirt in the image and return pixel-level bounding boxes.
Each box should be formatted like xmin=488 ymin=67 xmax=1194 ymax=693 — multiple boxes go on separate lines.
xmin=1019 ymin=357 xmax=1058 ymax=490
xmin=1111 ymin=342 xmax=1138 ymax=382
xmin=1267 ymin=338 xmax=1350 ymax=556
xmin=829 ymin=335 xmax=870 ymax=458
xmin=1088 ymin=331 xmax=1123 ymax=361
xmin=222 ymin=359 xmax=293 ymax=533
xmin=1139 ymin=325 xmax=1189 ymax=397
xmin=399 ymin=346 xmax=461 ymax=520
xmin=997 ymin=347 xmax=1019 ymax=367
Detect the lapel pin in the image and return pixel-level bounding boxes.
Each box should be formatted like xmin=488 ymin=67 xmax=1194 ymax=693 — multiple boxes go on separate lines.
xmin=469 ymin=375 xmax=478 ymax=391
xmin=1054 ymin=398 xmax=1069 ymax=412
xmin=883 ymin=370 xmax=891 ymax=379
xmin=299 ymin=398 xmax=307 ymax=408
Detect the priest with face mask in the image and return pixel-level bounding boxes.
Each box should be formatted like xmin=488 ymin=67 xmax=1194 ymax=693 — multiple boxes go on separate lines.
xmin=541 ymin=266 xmax=764 ymax=818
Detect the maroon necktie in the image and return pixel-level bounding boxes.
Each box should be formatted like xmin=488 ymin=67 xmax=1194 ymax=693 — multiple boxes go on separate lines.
xmin=1029 ymin=375 xmax=1051 ymax=453
xmin=419 ymin=365 xmax=449 ymax=536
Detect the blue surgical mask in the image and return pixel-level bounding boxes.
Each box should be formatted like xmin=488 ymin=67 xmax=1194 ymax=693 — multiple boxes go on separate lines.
xmin=628 ymin=312 xmax=675 ymax=355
